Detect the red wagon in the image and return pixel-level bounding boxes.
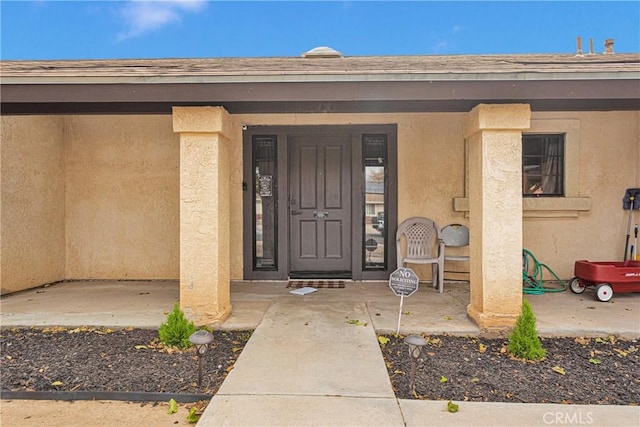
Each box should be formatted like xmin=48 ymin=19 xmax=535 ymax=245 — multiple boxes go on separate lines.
xmin=570 ymin=260 xmax=640 ymax=302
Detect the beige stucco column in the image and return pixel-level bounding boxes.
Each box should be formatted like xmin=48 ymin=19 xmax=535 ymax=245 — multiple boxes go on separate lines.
xmin=464 ymin=104 xmax=531 ymax=330
xmin=172 ymin=106 xmax=233 ymax=325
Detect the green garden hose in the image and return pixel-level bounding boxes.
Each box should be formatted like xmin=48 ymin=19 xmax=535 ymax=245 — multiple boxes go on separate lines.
xmin=522 ymin=249 xmax=567 ymax=294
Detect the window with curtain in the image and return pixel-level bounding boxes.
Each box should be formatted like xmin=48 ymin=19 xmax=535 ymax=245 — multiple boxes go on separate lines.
xmin=522 ymin=134 xmax=565 ymax=197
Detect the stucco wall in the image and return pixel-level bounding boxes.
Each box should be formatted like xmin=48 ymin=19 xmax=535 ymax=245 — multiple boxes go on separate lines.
xmin=64 ymin=115 xmax=179 ymax=280
xmin=232 ymin=113 xmax=467 ymax=280
xmin=523 ymin=111 xmax=640 ymax=278
xmin=2 ymin=109 xmax=637 ymax=291
xmin=1 ymin=116 xmax=66 ymax=294
xmin=234 ymin=111 xmax=639 ymax=280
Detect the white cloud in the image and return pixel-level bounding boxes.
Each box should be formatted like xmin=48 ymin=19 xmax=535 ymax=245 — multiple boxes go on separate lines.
xmin=117 ymin=0 xmax=207 ymax=41
xmin=430 ymin=40 xmax=450 ymax=54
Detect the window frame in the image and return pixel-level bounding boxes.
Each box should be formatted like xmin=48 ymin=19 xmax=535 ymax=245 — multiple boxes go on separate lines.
xmin=522 ymin=133 xmax=565 ymax=198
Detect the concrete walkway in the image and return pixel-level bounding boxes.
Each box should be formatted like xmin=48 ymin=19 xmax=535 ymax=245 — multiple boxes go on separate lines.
xmin=200 ymin=301 xmax=403 ymax=426
xmin=2 ymin=280 xmax=639 ymax=426
xmin=198 ymin=289 xmax=640 ymax=427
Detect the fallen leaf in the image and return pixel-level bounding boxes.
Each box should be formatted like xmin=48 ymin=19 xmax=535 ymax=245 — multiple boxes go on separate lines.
xmin=614 ymin=348 xmax=628 ymax=357
xmin=552 ymin=366 xmax=566 ymax=375
xmin=478 ymin=343 xmax=487 ymax=353
xmin=574 ymin=337 xmax=590 ymax=346
xmin=393 ymin=369 xmax=405 ymax=375
xmin=470 ymin=378 xmax=479 ymax=383
xmin=403 ymin=310 xmax=411 ymax=315
xmin=440 ymin=376 xmax=448 ymax=383
xmin=447 ymin=400 xmax=459 ymax=413
xmin=134 ymin=345 xmax=148 ymax=350
xmin=346 ymin=319 xmax=367 ymax=326
xmin=51 ymin=381 xmax=63 ymax=386
xmin=588 ymin=358 xmax=601 ymax=365
xmin=378 ymin=336 xmax=390 ymax=346
xmin=186 ymin=407 xmax=201 ymax=423
xmin=412 ymin=390 xmax=427 ymax=400
xmin=168 ymin=398 xmax=178 ymax=414
xmin=42 ymin=326 xmax=66 ymax=334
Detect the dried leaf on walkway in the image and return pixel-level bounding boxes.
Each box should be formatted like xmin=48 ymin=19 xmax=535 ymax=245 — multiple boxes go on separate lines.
xmin=168 ymin=399 xmax=178 ymax=414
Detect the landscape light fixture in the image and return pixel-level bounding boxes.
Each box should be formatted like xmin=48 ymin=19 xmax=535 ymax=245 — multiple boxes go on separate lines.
xmin=189 ymin=329 xmax=214 ymax=387
xmin=404 ymin=334 xmax=428 ymax=391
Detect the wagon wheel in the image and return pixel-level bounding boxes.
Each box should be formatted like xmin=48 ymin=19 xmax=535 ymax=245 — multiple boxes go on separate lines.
xmin=595 ymin=283 xmax=614 ymax=302
xmin=569 ymin=277 xmax=586 ymax=294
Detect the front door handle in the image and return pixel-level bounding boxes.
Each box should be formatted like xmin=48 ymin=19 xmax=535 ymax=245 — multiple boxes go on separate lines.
xmin=291 ymin=210 xmax=302 ymax=216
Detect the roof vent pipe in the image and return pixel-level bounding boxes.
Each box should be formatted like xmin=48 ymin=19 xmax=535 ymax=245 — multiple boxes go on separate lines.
xmin=576 ymin=36 xmax=583 ymax=56
xmin=588 ymin=38 xmax=595 ymax=55
xmin=604 ymin=39 xmax=615 ymax=54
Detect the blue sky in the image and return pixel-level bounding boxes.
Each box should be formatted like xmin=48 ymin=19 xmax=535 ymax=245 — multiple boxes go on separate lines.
xmin=1 ymin=1 xmax=639 ymax=60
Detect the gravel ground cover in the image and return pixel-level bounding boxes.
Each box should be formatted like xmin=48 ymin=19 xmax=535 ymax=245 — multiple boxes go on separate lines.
xmin=379 ymin=333 xmax=639 ymax=405
xmin=2 ymin=327 xmax=638 ymax=406
xmin=0 ymin=327 xmax=251 ymax=395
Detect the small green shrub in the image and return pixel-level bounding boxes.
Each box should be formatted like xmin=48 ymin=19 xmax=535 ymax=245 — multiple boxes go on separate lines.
xmin=159 ymin=302 xmax=197 ymax=349
xmin=507 ymin=299 xmax=546 ymax=360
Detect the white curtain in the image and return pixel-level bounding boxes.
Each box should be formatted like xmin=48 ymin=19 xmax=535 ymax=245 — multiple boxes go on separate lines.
xmin=541 ymin=138 xmax=561 ymax=194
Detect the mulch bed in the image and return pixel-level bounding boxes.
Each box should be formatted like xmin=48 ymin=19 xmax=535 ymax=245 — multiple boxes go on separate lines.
xmin=379 ymin=334 xmax=640 ymax=405
xmin=2 ymin=327 xmax=639 ymax=405
xmin=0 ymin=327 xmax=252 ymax=395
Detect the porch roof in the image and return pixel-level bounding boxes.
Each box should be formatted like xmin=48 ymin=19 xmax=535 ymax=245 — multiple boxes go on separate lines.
xmin=2 ymin=53 xmax=639 ymax=114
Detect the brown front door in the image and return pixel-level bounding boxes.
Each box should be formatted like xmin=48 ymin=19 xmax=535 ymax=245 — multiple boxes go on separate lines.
xmin=289 ymin=134 xmax=352 ymax=277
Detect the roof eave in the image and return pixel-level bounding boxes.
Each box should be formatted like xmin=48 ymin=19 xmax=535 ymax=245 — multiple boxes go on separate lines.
xmin=2 ymin=71 xmax=639 ymax=85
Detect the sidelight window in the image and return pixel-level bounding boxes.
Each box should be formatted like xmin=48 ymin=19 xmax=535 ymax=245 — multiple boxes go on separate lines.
xmin=363 ymin=135 xmax=387 ymax=270
xmin=253 ymin=136 xmax=277 ymax=270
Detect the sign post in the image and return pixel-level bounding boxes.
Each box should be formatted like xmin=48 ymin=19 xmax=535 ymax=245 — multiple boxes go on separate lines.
xmin=389 ymin=267 xmax=419 ymax=334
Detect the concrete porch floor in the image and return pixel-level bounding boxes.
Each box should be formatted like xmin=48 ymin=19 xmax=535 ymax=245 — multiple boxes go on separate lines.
xmin=1 ymin=279 xmax=638 ymax=338
xmin=1 ymin=280 xmax=639 ymax=427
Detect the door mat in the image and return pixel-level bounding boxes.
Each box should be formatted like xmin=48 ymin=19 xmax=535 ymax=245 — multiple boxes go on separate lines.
xmin=287 ymin=280 xmax=345 ymax=289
